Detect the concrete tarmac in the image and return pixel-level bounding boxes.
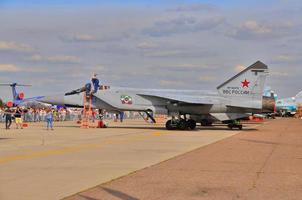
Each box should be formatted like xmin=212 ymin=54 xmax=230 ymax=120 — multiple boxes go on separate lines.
xmin=0 ymin=119 xmax=250 ymax=200
xmin=66 ymin=118 xmax=302 ymax=200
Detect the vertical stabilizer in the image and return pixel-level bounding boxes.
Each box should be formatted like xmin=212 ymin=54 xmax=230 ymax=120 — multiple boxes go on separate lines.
xmin=11 ymin=83 xmax=18 ymax=101
xmin=217 ymin=61 xmax=269 ymax=109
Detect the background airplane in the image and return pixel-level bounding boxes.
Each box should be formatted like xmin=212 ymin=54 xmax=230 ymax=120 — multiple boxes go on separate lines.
xmin=0 ymin=83 xmax=46 ymax=108
xmin=40 ymin=61 xmax=269 ymax=130
xmin=261 ymin=86 xmax=277 ymax=117
xmin=275 ymin=91 xmax=302 ymax=116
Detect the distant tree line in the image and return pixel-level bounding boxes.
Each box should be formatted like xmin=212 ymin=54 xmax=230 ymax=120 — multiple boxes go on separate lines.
xmin=0 ymin=98 xmax=3 ymax=107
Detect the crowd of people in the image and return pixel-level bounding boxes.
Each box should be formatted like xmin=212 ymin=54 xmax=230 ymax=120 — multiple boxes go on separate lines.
xmin=0 ymin=106 xmax=141 ymax=130
xmin=0 ymin=107 xmax=83 ymax=130
xmin=0 ymin=107 xmax=72 ymax=122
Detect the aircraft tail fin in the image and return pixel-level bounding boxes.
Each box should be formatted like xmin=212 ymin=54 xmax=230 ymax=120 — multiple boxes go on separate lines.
xmin=12 ymin=85 xmax=18 ymax=101
xmin=0 ymin=83 xmax=31 ymax=101
xmin=295 ymin=91 xmax=302 ymax=98
xmin=217 ymin=61 xmax=269 ymax=109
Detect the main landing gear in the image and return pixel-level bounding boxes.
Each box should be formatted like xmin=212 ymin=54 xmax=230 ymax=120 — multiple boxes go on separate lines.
xmin=165 ymin=118 xmax=196 ymax=130
xmin=200 ymin=119 xmax=213 ymax=126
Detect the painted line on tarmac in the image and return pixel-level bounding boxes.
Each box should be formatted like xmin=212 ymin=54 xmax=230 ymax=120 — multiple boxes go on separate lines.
xmin=0 ymin=132 xmax=165 ymax=165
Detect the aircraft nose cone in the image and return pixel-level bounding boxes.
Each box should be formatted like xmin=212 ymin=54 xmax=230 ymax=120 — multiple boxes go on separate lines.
xmin=39 ymin=94 xmax=65 ymax=105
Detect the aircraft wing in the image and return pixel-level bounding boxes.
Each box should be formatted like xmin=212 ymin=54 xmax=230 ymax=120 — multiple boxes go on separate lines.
xmin=138 ymin=93 xmax=221 ymax=105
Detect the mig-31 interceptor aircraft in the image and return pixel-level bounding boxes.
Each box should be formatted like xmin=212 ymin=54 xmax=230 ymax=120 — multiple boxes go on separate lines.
xmin=39 ymin=61 xmax=269 ymax=130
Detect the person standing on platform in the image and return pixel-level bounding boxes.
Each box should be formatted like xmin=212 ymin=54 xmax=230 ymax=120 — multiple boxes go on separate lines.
xmin=91 ymin=73 xmax=100 ymax=94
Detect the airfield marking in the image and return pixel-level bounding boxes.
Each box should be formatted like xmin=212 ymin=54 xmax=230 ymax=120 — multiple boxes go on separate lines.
xmin=0 ymin=131 xmax=166 ymax=165
xmin=153 ymin=132 xmax=163 ymax=136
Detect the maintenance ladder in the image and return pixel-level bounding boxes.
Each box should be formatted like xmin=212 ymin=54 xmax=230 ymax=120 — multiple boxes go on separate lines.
xmin=81 ymin=93 xmax=93 ymax=128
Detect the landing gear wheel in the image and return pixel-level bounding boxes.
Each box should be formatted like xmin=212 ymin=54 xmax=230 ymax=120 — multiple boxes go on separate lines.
xmin=201 ymin=120 xmax=213 ymax=126
xmin=178 ymin=119 xmax=188 ymax=130
xmin=188 ymin=119 xmax=196 ymax=130
xmin=166 ymin=118 xmax=196 ymax=131
xmin=228 ymin=123 xmax=243 ymax=130
xmin=206 ymin=122 xmax=213 ymax=126
xmin=165 ymin=120 xmax=174 ymax=130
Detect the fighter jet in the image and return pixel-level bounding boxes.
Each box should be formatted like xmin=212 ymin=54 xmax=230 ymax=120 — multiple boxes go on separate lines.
xmin=40 ymin=61 xmax=269 ymax=130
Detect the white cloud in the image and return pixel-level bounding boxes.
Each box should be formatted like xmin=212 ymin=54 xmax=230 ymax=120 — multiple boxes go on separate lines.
xmin=227 ymin=20 xmax=295 ymax=40
xmin=244 ymin=20 xmax=272 ymax=34
xmin=143 ymin=15 xmax=225 ymax=37
xmin=69 ymin=34 xmax=97 ymax=41
xmin=0 ymin=64 xmax=47 ymax=73
xmin=0 ymin=41 xmax=33 ymax=52
xmin=60 ymin=34 xmax=98 ymax=42
xmin=0 ymin=64 xmax=21 ymax=72
xmin=143 ymin=50 xmax=187 ymax=57
xmin=47 ymin=56 xmax=80 ymax=63
xmin=60 ymin=32 xmax=130 ymax=43
xmin=159 ymin=80 xmax=186 ymax=86
xmin=234 ymin=65 xmax=246 ymax=72
xmin=168 ymin=4 xmax=218 ymax=12
xmin=272 ymin=54 xmax=299 ymax=63
xmin=164 ymin=63 xmax=211 ymax=70
xmin=137 ymin=42 xmax=158 ymax=50
xmin=29 ymin=54 xmax=81 ymax=63
xmin=271 ymin=71 xmax=290 ymax=77
xmin=199 ymin=75 xmax=216 ymax=82
xmin=149 ymin=63 xmax=213 ymax=73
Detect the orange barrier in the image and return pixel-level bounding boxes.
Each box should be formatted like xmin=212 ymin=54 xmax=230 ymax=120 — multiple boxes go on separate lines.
xmin=251 ymin=118 xmax=264 ymax=122
xmin=295 ymin=106 xmax=302 ymax=118
xmin=247 ymin=116 xmax=264 ymax=123
xmin=81 ymin=94 xmax=94 ymax=129
xmin=154 ymin=115 xmax=168 ymax=123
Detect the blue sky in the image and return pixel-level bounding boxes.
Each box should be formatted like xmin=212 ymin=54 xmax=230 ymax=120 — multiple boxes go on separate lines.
xmin=0 ymin=0 xmax=301 ymax=100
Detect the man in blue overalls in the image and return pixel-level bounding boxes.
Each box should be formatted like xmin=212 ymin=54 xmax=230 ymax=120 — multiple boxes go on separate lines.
xmin=84 ymin=73 xmax=100 ymax=98
xmin=84 ymin=73 xmax=100 ymax=105
xmin=91 ymin=73 xmax=100 ymax=94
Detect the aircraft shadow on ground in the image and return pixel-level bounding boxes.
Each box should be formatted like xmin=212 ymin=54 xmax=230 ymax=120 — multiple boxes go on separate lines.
xmin=106 ymin=126 xmax=258 ymax=131
xmin=54 ymin=124 xmax=258 ymax=131
xmin=100 ymin=187 xmax=139 ymax=200
xmin=0 ymin=138 xmax=11 ymax=140
xmin=55 ymin=125 xmax=81 ymax=128
xmin=109 ymin=126 xmax=167 ymax=130
xmin=240 ymin=139 xmax=279 ymax=145
xmin=199 ymin=127 xmax=258 ymax=131
xmin=78 ymin=187 xmax=139 ymax=200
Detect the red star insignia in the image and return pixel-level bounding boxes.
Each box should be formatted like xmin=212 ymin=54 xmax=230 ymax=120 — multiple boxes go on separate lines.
xmin=241 ymin=79 xmax=250 ymax=88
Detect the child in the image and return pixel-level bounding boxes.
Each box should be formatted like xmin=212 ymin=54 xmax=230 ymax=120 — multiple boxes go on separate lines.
xmin=46 ymin=109 xmax=54 ymax=130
